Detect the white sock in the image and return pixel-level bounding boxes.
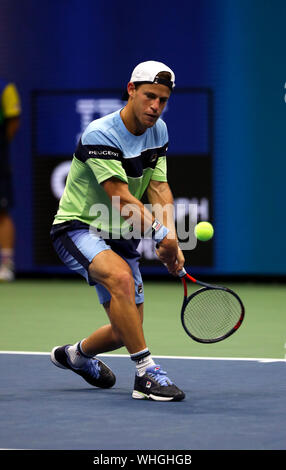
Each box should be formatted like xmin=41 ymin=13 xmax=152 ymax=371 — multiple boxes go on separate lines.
xmin=131 ymin=348 xmax=155 ymax=377
xmin=67 ymin=341 xmax=89 ymax=369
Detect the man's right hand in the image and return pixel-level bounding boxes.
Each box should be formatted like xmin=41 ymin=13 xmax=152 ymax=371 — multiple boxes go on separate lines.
xmin=155 ymin=237 xmax=180 ymax=275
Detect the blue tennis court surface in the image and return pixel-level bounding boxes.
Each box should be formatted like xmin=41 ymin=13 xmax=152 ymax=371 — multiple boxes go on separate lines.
xmin=0 ymin=353 xmax=285 ymax=450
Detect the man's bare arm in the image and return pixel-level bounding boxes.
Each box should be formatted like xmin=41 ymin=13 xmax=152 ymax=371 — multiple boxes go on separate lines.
xmin=147 ymin=180 xmax=185 ymax=275
xmin=102 ymin=178 xmax=180 ymax=271
xmin=102 ymin=177 xmax=153 ymax=233
xmin=146 ymin=180 xmax=177 ymax=240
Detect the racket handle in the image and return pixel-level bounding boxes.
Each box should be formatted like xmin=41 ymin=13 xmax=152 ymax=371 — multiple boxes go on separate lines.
xmin=178 ymin=268 xmax=187 ymax=278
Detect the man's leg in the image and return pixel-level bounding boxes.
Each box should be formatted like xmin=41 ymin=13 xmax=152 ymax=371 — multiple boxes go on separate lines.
xmin=81 ymin=302 xmax=144 ymax=355
xmin=0 ymin=210 xmax=15 ymax=249
xmin=85 ymin=249 xmax=146 ymax=354
xmin=50 ymin=232 xmax=185 ymax=400
xmin=0 ymin=210 xmax=15 ymax=281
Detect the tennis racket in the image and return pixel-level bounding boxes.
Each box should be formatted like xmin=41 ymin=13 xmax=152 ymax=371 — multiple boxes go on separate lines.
xmin=178 ymin=268 xmax=245 ymax=343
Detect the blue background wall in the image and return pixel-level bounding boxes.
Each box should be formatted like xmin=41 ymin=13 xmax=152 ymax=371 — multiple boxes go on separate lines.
xmin=0 ymin=0 xmax=285 ymax=276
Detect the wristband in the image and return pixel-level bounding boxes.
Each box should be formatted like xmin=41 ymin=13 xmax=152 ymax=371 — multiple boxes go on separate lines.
xmin=151 ymin=219 xmax=169 ymax=244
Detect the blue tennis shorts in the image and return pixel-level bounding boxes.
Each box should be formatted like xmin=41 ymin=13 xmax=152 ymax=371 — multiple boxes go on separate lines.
xmin=51 ymin=224 xmax=144 ymax=305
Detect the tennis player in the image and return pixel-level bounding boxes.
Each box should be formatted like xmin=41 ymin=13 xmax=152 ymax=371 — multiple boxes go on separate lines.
xmin=50 ymin=61 xmax=185 ymax=401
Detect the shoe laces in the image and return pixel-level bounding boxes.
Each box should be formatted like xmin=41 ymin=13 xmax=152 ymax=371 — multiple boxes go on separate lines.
xmin=81 ymin=358 xmax=101 ymax=378
xmin=146 ymin=365 xmax=173 ymax=386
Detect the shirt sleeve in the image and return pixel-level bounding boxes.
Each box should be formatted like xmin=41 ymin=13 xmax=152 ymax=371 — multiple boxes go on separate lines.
xmin=81 ymin=129 xmax=128 ymax=185
xmin=151 ymin=119 xmax=168 ymax=182
xmin=1 ymin=83 xmax=21 ymax=118
xmin=86 ymin=158 xmax=128 ymax=185
xmin=151 ymin=156 xmax=167 ymax=182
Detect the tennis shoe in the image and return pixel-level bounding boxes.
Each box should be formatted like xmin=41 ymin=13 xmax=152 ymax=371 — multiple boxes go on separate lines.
xmin=50 ymin=345 xmax=116 ymax=388
xmin=132 ymin=364 xmax=185 ymax=401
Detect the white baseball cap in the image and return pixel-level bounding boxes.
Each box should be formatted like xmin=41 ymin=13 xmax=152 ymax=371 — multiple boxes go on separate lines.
xmin=130 ymin=60 xmax=175 ymax=90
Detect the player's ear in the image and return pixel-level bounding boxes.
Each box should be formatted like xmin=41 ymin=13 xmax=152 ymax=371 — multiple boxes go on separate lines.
xmin=127 ymin=82 xmax=136 ymax=99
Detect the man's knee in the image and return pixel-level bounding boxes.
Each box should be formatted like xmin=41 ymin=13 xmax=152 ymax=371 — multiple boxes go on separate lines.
xmin=107 ymin=268 xmax=135 ymax=298
xmin=89 ymin=257 xmax=134 ymax=298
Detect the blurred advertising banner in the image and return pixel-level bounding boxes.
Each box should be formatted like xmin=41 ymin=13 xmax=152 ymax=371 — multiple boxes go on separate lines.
xmin=31 ymin=89 xmax=213 ymax=272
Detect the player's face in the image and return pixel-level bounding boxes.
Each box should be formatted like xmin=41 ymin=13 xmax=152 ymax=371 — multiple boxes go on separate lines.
xmin=130 ymin=83 xmax=171 ymax=130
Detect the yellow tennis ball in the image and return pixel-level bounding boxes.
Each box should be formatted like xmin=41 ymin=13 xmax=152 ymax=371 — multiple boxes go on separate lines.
xmin=194 ymin=221 xmax=214 ymax=241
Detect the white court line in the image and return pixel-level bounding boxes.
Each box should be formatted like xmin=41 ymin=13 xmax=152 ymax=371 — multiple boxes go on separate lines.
xmin=0 ymin=350 xmax=285 ymax=363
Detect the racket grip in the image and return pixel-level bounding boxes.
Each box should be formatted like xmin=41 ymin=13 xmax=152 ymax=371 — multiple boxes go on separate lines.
xmin=178 ymin=268 xmax=187 ymax=278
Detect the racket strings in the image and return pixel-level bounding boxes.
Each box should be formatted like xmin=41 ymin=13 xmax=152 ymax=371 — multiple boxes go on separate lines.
xmin=183 ymin=288 xmax=242 ymax=341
